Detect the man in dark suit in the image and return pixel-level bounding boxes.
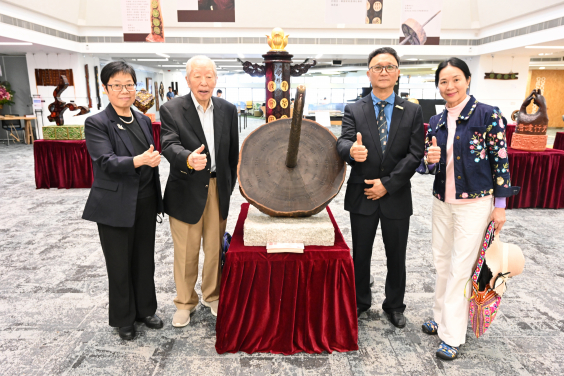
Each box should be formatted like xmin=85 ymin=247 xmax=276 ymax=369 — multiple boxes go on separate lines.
xmin=83 ymin=61 xmax=164 ymax=340
xmin=336 ymin=47 xmax=424 ymax=327
xmin=160 ymin=55 xmax=239 ymax=328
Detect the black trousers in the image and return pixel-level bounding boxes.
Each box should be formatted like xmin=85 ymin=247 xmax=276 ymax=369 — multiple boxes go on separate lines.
xmin=350 ymin=207 xmax=410 ymax=313
xmin=97 ymin=195 xmax=158 ymax=327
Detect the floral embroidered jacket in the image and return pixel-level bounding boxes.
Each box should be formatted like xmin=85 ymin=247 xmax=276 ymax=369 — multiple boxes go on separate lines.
xmin=416 ymin=95 xmax=520 ymax=201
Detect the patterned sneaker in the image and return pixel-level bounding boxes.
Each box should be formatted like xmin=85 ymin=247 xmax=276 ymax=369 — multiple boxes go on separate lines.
xmin=421 ymin=320 xmax=438 ymax=334
xmin=436 ymin=341 xmax=459 ymax=360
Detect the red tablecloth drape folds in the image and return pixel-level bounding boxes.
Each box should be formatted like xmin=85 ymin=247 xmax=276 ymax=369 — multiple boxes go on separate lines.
xmin=554 ymin=132 xmax=564 ymax=151
xmin=215 ymin=204 xmax=359 ymax=355
xmin=507 ymin=148 xmax=564 ymax=209
xmin=34 ymin=140 xmax=93 ymax=189
xmin=151 ymin=121 xmax=161 ymax=153
xmin=506 ymin=123 xmax=516 ymax=147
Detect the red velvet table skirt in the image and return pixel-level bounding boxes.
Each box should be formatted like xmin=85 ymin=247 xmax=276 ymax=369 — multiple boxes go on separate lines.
xmin=151 ymin=121 xmax=162 ymax=153
xmin=34 ymin=140 xmax=93 ymax=189
xmin=506 ymin=123 xmax=516 ymax=147
xmin=507 ymin=148 xmax=564 ymax=209
xmin=215 ymin=204 xmax=358 ymax=355
xmin=554 ymin=132 xmax=564 ymax=151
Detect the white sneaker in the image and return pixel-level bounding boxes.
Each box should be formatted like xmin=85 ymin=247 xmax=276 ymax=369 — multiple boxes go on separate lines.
xmin=201 ymin=300 xmax=219 ymax=317
xmin=172 ymin=306 xmax=197 ymax=327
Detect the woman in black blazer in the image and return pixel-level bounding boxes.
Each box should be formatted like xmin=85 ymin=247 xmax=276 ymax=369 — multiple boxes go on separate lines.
xmin=82 ymin=61 xmax=164 ymax=340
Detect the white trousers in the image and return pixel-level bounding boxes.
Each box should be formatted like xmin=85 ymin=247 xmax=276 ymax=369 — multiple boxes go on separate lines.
xmin=432 ymin=197 xmax=493 ymax=347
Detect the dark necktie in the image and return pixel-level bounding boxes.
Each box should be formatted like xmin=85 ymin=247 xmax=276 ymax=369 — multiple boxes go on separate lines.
xmin=377 ymin=101 xmax=388 ymax=153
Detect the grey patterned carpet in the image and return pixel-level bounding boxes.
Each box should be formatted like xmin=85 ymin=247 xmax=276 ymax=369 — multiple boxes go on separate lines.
xmin=0 ymin=117 xmax=562 ymax=375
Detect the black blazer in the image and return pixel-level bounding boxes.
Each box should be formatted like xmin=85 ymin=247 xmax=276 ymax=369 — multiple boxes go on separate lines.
xmin=160 ymin=94 xmax=239 ymax=224
xmin=336 ymin=95 xmax=425 ymax=219
xmin=82 ymin=105 xmax=164 ymax=227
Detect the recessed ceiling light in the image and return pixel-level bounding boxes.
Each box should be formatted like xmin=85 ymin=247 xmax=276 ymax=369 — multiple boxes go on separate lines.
xmin=538 ymin=53 xmax=544 ymax=55
xmin=406 ymin=58 xmax=419 ymax=61
xmin=525 ymin=46 xmax=564 ymax=49
xmin=156 ymin=53 xmax=170 ymax=58
xmin=0 ymin=42 xmax=32 ymax=45
xmin=539 ymin=67 xmax=546 ymax=69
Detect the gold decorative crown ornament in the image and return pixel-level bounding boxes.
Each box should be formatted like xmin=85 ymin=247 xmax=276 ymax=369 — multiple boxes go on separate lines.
xmin=266 ymin=27 xmax=289 ymax=51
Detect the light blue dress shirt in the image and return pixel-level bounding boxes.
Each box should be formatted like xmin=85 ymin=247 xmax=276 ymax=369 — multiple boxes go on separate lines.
xmin=370 ymin=91 xmax=395 ymax=134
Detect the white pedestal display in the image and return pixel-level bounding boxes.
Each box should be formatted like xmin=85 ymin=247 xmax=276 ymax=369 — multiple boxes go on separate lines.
xmin=243 ymin=205 xmax=335 ymax=246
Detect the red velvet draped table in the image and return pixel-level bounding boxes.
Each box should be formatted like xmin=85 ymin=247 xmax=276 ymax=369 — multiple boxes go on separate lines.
xmin=215 ymin=203 xmax=358 ymax=355
xmin=507 ymin=148 xmax=564 ymax=209
xmin=506 ymin=123 xmax=516 ymax=147
xmin=34 ymin=140 xmax=93 ymax=189
xmin=151 ymin=121 xmax=162 ymax=153
xmin=554 ymin=132 xmax=564 ymax=151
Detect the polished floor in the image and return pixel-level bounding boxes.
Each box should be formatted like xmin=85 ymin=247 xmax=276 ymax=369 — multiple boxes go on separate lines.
xmin=0 ymin=117 xmax=563 ymax=375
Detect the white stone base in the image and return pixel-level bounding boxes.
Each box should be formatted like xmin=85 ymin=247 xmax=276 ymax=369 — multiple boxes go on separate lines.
xmin=244 ymin=205 xmax=335 ymax=246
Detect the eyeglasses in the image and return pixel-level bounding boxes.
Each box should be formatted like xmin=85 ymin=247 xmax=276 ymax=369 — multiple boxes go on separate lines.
xmin=369 ymin=65 xmax=398 ymax=73
xmin=106 ymin=84 xmax=137 ymax=92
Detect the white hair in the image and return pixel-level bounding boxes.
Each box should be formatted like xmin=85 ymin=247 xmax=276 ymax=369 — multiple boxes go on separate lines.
xmin=186 ymin=55 xmax=217 ymax=77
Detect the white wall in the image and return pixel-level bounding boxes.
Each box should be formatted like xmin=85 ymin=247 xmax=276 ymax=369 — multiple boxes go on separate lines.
xmin=464 ymin=55 xmax=530 ymax=119
xmin=25 ymin=52 xmax=102 ymax=127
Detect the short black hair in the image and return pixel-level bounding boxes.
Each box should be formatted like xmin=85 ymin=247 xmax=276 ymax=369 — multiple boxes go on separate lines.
xmin=168 ymin=86 xmax=172 ymax=89
xmin=435 ymin=57 xmax=471 ymax=88
xmin=217 ymin=89 xmax=223 ymax=94
xmin=100 ymin=61 xmax=137 ymax=86
xmin=367 ymin=47 xmax=400 ymax=67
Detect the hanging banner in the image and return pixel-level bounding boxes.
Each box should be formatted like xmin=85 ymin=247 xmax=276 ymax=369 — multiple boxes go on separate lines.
xmin=326 ymin=0 xmax=384 ymax=25
xmin=399 ymin=0 xmax=442 ymax=45
xmin=121 ymin=0 xmax=165 ymax=42
xmin=177 ymin=0 xmax=235 ymax=22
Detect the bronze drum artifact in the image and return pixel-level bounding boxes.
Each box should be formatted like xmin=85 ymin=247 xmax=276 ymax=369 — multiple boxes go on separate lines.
xmin=238 ymin=85 xmax=346 ymax=217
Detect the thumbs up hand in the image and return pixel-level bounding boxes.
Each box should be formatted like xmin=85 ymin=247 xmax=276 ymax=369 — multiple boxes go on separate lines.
xmin=188 ymin=144 xmax=207 ymax=171
xmin=427 ymin=136 xmax=441 ymax=164
xmin=350 ymin=132 xmax=368 ymax=162
xmin=134 ymin=144 xmax=161 ymax=168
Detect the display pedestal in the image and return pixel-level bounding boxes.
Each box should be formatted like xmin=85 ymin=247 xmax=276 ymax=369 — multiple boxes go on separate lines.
xmin=244 ymin=205 xmax=335 ymax=246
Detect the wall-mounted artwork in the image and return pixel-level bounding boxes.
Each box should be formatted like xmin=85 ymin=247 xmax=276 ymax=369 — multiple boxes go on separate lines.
xmin=35 ymin=69 xmax=74 ymax=86
xmin=85 ymin=65 xmax=92 ymax=108
xmin=94 ymin=66 xmax=102 ymax=110
xmin=177 ymin=0 xmax=235 ymax=22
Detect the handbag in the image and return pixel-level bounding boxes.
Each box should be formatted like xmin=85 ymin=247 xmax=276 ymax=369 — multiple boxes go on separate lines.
xmin=465 ymin=221 xmax=502 ymax=339
xmin=221 ymin=231 xmax=232 ymax=269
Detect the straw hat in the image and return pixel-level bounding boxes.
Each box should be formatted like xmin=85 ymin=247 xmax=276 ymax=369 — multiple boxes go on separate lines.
xmin=485 ymin=237 xmax=525 ymax=296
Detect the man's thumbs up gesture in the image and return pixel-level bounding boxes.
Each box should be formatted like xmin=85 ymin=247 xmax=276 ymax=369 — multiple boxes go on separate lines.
xmin=427 ymin=136 xmax=441 ymax=164
xmin=350 ymin=132 xmax=368 ymax=162
xmin=188 ymin=144 xmax=207 ymax=171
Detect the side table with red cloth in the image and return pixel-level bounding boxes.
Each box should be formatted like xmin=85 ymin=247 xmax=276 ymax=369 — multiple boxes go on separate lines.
xmin=554 ymin=132 xmax=564 ymax=151
xmin=151 ymin=121 xmax=162 ymax=153
xmin=34 ymin=140 xmax=93 ymax=189
xmin=424 ymin=123 xmax=429 ymax=135
xmin=507 ymin=148 xmax=564 ymax=209
xmin=215 ymin=204 xmax=358 ymax=355
xmin=505 ymin=123 xmax=516 ymax=147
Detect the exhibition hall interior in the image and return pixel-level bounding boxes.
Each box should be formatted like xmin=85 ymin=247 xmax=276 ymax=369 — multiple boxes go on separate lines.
xmin=1 ymin=0 xmax=564 ymax=374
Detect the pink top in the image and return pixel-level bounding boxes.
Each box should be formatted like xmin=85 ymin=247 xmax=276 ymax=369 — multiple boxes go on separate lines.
xmin=445 ymin=95 xmax=491 ymax=205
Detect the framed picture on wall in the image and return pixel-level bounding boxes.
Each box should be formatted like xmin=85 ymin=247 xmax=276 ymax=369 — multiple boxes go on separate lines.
xmin=146 ymin=78 xmax=153 ymax=94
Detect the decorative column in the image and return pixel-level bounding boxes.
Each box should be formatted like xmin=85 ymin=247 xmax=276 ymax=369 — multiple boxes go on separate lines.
xmin=240 ymin=27 xmax=316 ymax=123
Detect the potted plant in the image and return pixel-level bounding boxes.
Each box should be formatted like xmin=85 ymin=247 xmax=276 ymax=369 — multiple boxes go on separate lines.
xmin=253 ymin=102 xmax=263 ymax=117
xmin=0 ymin=81 xmax=15 ymax=110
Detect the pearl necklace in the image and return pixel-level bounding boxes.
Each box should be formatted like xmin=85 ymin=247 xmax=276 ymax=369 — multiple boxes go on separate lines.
xmin=118 ymin=110 xmax=134 ymax=124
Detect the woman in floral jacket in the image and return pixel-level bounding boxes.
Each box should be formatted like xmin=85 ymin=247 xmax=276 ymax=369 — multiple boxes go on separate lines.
xmin=416 ymin=57 xmax=520 ymax=360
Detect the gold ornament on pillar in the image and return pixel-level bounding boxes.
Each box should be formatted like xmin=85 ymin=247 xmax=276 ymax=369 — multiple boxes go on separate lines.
xmin=266 ymin=28 xmax=289 ymax=51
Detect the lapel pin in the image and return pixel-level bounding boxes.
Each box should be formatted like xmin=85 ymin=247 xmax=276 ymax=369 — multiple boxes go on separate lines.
xmin=395 ymin=105 xmax=404 ymax=110
xmin=117 ymin=124 xmax=125 ymax=130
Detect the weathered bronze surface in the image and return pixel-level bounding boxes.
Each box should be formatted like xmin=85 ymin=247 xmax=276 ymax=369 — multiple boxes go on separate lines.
xmin=238 ymin=86 xmax=346 ymax=217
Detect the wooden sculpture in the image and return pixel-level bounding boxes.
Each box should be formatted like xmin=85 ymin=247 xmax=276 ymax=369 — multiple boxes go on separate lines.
xmin=84 ymin=64 xmax=92 ymax=108
xmin=154 ymin=82 xmax=160 ymax=111
xmin=47 ymin=75 xmax=90 ymax=126
xmin=133 ymin=89 xmax=155 ymax=114
xmin=238 ymin=86 xmax=346 ymax=217
xmin=511 ymin=89 xmax=549 ymax=151
xmin=159 ymin=81 xmax=165 ymax=101
xmin=94 ymin=66 xmax=102 ymax=110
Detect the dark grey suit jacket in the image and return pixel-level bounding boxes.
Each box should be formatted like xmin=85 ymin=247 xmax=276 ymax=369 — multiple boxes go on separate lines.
xmin=160 ymin=94 xmax=239 ymax=224
xmin=336 ymin=94 xmax=424 ymax=219
xmin=82 ymin=105 xmax=164 ymax=227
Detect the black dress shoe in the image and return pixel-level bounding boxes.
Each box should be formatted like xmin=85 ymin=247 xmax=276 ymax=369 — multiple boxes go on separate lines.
xmin=136 ymin=314 xmax=164 ymax=329
xmin=118 ymin=325 xmax=136 ymax=340
xmin=388 ymin=312 xmax=406 ymax=328
xmin=357 ymin=307 xmax=368 ymax=318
